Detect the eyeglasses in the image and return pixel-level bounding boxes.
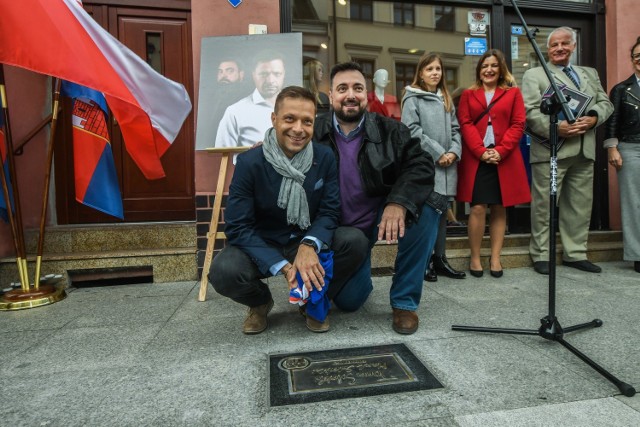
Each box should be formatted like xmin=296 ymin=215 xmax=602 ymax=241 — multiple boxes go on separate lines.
xmin=632 ymin=53 xmax=640 ymax=61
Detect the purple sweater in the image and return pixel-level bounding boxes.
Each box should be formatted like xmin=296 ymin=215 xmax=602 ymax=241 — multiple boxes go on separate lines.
xmin=334 ymin=131 xmax=383 ymax=232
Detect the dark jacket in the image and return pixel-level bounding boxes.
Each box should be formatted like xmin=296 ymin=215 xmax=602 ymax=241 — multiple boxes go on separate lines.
xmin=224 ymin=143 xmax=340 ymax=275
xmin=313 ymin=111 xmax=446 ymax=224
xmin=606 ymin=74 xmax=640 ymax=143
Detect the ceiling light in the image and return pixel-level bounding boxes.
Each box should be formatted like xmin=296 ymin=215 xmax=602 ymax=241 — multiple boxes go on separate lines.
xmin=320 ymin=43 xmax=328 ymax=49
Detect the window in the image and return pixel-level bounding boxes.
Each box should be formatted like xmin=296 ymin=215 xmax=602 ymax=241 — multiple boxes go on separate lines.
xmin=292 ymin=0 xmax=319 ymax=20
xmin=395 ymin=62 xmax=416 ymax=99
xmin=146 ymin=32 xmax=162 ymax=73
xmin=394 ymin=3 xmax=414 ymax=27
xmin=434 ymin=6 xmax=455 ymax=32
xmin=350 ymin=0 xmax=373 ymax=22
xmin=352 ymin=57 xmax=375 ymax=91
xmin=444 ymin=68 xmax=458 ymax=94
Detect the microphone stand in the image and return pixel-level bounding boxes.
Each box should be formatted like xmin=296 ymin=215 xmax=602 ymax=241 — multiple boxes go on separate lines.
xmin=452 ymin=0 xmax=636 ymax=397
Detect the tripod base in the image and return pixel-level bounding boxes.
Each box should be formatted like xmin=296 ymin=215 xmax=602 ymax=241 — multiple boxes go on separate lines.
xmin=453 ymin=316 xmax=636 ymax=397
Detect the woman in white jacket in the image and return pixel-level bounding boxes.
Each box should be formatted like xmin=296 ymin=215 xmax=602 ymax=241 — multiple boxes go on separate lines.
xmin=401 ymin=52 xmax=465 ymax=282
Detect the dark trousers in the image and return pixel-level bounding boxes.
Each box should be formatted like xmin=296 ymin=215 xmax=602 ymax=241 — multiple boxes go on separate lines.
xmin=209 ymin=226 xmax=369 ymax=308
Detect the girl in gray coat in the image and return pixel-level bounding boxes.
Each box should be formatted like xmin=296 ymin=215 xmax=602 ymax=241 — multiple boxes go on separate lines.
xmin=401 ymin=53 xmax=465 ymax=282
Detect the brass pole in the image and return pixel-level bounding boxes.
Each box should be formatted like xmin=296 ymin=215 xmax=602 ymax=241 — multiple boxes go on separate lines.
xmin=0 ymin=99 xmax=22 ymax=287
xmin=34 ymin=78 xmax=62 ymax=288
xmin=0 ymin=65 xmax=29 ymax=289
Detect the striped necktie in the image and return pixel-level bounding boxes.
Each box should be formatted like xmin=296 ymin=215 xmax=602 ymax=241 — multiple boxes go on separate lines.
xmin=563 ymin=66 xmax=580 ymax=88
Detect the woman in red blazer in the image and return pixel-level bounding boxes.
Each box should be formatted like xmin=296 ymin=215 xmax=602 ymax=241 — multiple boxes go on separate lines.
xmin=457 ymin=49 xmax=530 ymax=278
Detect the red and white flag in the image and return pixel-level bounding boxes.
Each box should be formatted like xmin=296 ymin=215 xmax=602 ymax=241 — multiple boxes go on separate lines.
xmin=0 ymin=0 xmax=192 ymax=179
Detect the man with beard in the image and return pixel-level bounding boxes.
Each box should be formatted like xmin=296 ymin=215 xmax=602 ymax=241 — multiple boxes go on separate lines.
xmin=217 ymin=58 xmax=244 ymax=85
xmin=313 ymin=62 xmax=447 ymax=334
xmin=215 ymin=50 xmax=286 ymax=148
xmin=197 ymin=57 xmax=250 ymax=150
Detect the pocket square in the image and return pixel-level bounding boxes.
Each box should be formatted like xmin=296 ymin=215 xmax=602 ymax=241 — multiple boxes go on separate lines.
xmin=313 ymin=178 xmax=324 ymax=191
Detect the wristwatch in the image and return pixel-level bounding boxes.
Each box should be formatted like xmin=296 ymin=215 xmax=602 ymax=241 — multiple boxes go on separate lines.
xmin=300 ymin=238 xmax=317 ymax=251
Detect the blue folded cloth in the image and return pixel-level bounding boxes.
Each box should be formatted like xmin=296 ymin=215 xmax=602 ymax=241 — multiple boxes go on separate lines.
xmin=288 ymin=251 xmax=333 ymax=322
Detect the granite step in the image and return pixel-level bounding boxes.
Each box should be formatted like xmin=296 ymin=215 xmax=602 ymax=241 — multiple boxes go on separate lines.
xmin=0 ymin=222 xmax=197 ymax=287
xmin=371 ymin=230 xmax=623 ymax=272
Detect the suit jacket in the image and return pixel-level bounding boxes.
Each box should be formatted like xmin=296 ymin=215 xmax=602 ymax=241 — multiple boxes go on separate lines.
xmin=456 ymin=87 xmax=530 ymax=206
xmin=522 ymin=63 xmax=613 ymax=163
xmin=224 ymin=143 xmax=340 ymax=274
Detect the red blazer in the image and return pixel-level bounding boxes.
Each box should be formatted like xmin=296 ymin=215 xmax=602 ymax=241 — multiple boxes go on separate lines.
xmin=456 ymin=87 xmax=530 ymax=207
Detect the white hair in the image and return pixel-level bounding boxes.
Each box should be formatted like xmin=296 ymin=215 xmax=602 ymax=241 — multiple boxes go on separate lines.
xmin=547 ymin=26 xmax=577 ymax=47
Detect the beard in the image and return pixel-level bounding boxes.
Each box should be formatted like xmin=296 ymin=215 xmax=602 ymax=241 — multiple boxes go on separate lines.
xmin=334 ymin=103 xmax=366 ymax=123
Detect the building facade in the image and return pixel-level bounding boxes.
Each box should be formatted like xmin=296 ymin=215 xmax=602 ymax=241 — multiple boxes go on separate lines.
xmin=0 ymin=0 xmax=635 ymax=285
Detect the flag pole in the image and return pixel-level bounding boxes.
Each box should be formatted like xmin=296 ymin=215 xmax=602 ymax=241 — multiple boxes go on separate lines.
xmin=0 ymin=70 xmax=66 ymax=311
xmin=34 ymin=78 xmax=62 ymax=289
xmin=0 ymin=108 xmax=22 ymax=287
xmin=0 ymin=65 xmax=29 ymax=289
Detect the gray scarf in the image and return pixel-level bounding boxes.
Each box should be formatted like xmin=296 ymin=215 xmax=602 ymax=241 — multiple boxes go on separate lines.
xmin=262 ymin=128 xmax=313 ymax=230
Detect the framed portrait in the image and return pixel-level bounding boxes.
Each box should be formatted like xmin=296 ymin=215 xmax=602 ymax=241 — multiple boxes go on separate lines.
xmin=195 ymin=33 xmax=303 ymax=150
xmin=525 ymin=83 xmax=593 ymax=150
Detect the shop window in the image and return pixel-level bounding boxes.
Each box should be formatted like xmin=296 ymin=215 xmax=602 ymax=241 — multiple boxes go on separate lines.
xmin=351 ymin=0 xmax=373 ymax=22
xmin=395 ymin=62 xmax=415 ymax=99
xmin=434 ymin=6 xmax=455 ymax=32
xmin=352 ymin=57 xmax=375 ymax=91
xmin=444 ymin=68 xmax=457 ymax=94
xmin=292 ymin=0 xmax=319 ymax=20
xmin=393 ymin=3 xmax=414 ymax=27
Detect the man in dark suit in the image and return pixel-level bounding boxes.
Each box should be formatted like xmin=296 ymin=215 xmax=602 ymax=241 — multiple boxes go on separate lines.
xmin=209 ymin=86 xmax=367 ymax=334
xmin=522 ymin=26 xmax=613 ymax=275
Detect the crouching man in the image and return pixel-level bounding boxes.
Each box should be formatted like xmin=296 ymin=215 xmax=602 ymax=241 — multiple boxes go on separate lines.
xmin=209 ymin=86 xmax=367 ymax=334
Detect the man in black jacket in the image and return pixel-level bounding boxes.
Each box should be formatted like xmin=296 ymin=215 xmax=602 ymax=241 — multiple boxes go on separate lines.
xmin=313 ymin=62 xmax=446 ymax=334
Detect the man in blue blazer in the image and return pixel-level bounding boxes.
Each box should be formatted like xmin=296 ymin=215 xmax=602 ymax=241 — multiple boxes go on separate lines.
xmin=209 ymin=86 xmax=367 ymax=335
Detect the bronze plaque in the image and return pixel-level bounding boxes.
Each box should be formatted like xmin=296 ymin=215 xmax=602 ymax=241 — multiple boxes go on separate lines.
xmin=269 ymin=344 xmax=443 ymax=406
xmin=281 ymin=353 xmax=416 ymax=394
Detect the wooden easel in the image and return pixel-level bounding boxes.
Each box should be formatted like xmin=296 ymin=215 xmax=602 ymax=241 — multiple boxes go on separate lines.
xmin=198 ymin=146 xmax=249 ymax=301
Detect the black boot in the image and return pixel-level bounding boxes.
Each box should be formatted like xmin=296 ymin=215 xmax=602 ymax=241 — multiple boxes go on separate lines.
xmin=433 ymin=255 xmax=466 ymax=279
xmin=424 ymin=260 xmax=437 ymax=282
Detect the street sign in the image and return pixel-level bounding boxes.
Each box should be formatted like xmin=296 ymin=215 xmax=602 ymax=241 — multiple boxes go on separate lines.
xmin=464 ymin=38 xmax=488 ymax=56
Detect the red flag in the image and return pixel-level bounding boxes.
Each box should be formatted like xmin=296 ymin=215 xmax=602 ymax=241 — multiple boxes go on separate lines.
xmin=0 ymin=0 xmax=192 ymax=179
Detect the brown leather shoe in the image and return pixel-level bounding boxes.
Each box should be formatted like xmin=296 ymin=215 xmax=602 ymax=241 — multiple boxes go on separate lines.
xmin=392 ymin=308 xmax=419 ymax=335
xmin=242 ymin=299 xmax=274 ymax=335
xmin=299 ymin=305 xmax=330 ymax=332
xmin=306 ymin=314 xmax=330 ymax=333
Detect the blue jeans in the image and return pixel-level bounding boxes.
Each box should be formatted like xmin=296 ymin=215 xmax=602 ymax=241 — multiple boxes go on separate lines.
xmin=333 ymin=204 xmax=441 ymax=312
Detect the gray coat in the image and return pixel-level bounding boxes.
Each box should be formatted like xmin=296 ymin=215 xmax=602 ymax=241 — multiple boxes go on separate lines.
xmin=401 ymin=86 xmax=461 ymax=197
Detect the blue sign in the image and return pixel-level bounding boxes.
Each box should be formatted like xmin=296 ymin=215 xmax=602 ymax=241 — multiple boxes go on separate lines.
xmin=464 ymin=38 xmax=487 ymax=56
xmin=511 ymin=26 xmax=524 ymax=36
xmin=228 ymin=0 xmax=242 ymax=7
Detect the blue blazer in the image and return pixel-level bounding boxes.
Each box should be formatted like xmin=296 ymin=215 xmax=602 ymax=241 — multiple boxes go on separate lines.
xmin=224 ymin=143 xmax=340 ymax=274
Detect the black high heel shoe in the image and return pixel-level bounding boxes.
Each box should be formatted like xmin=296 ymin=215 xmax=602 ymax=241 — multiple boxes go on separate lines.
xmin=489 ymin=258 xmax=503 ymax=278
xmin=470 ymin=269 xmax=483 ymax=278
